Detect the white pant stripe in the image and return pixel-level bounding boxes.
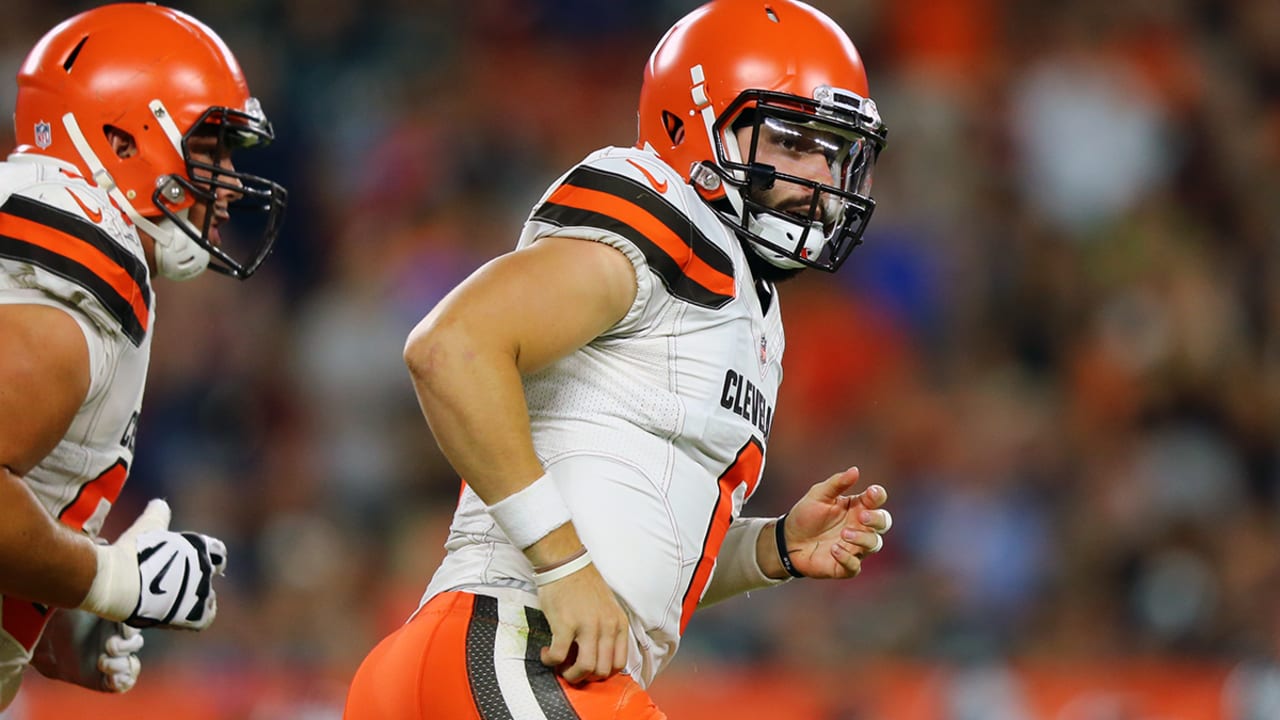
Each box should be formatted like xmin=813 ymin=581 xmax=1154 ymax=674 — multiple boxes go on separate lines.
xmin=494 ymin=596 xmax=551 ymax=720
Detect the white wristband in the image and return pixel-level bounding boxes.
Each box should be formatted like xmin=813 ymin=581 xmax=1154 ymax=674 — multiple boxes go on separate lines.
xmin=78 ymin=542 xmax=139 ymax=622
xmin=484 ymin=472 xmax=572 ymax=549
xmin=533 ymin=548 xmax=593 ymax=587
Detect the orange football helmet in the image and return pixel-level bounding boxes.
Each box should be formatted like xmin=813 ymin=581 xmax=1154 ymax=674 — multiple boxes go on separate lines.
xmin=638 ymin=0 xmax=886 ymax=272
xmin=13 ymin=3 xmax=287 ymax=279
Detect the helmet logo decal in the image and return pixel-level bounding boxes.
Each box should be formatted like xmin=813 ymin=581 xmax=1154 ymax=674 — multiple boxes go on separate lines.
xmin=34 ymin=121 xmax=52 ymax=149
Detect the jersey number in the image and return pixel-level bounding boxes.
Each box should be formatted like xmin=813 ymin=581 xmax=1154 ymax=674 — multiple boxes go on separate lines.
xmin=58 ymin=458 xmax=128 ymax=532
xmin=678 ymin=438 xmax=765 ymax=633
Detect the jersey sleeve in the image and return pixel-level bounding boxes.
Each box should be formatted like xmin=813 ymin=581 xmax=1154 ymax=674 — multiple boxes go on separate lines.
xmin=518 ymin=147 xmax=737 ymax=339
xmin=0 ymin=187 xmax=152 ymax=347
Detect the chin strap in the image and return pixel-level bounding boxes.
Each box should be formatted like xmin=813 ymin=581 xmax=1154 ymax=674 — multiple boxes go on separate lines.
xmin=60 ymin=112 xmax=209 ymax=281
xmin=745 ymin=212 xmax=824 ymax=270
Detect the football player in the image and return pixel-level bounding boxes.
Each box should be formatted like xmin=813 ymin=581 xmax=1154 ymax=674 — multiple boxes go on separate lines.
xmin=345 ymin=1 xmax=890 ymax=717
xmin=0 ymin=3 xmax=286 ymax=708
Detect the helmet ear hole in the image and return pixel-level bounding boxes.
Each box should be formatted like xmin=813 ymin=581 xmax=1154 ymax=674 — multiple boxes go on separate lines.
xmin=103 ymin=125 xmax=137 ymax=159
xmin=661 ymin=111 xmax=685 ymax=145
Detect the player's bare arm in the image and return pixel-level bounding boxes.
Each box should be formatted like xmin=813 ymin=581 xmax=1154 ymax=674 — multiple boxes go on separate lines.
xmin=404 ymin=235 xmax=637 ymax=682
xmin=0 ymin=304 xmax=99 ymax=607
xmin=0 ymin=303 xmax=227 ymax=633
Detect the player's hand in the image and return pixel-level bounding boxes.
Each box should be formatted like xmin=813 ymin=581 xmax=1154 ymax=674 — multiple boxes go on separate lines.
xmin=536 ymin=560 xmax=630 ymax=684
xmin=781 ymin=467 xmax=891 ymax=579
xmin=97 ymin=622 xmax=144 ymax=691
xmin=78 ymin=499 xmax=228 ymax=630
xmin=30 ymin=609 xmax=144 ymax=693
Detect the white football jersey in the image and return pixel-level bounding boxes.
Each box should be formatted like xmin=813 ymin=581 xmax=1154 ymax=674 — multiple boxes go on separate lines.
xmin=0 ymin=154 xmax=154 ymax=706
xmin=423 ymin=146 xmax=784 ymax=687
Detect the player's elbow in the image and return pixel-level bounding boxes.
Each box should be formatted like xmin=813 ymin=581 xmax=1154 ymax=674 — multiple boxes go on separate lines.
xmin=403 ymin=320 xmax=450 ymax=386
xmin=403 ymin=316 xmax=488 ymax=390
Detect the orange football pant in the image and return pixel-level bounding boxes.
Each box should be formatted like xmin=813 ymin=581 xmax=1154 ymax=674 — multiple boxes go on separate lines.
xmin=343 ymin=591 xmax=667 ymax=720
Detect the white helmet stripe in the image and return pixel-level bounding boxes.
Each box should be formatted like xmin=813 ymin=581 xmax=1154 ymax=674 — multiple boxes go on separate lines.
xmin=690 ymin=64 xmax=747 ymax=217
xmin=148 ymin=99 xmax=186 ymax=156
xmin=60 ymin=112 xmax=116 ymax=191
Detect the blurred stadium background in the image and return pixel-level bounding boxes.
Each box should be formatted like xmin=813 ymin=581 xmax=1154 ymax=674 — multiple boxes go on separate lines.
xmin=2 ymin=0 xmax=1279 ymax=717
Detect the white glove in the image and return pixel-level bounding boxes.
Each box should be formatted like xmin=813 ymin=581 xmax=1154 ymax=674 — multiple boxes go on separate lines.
xmin=78 ymin=499 xmax=228 ymax=630
xmin=98 ymin=623 xmax=144 ymax=692
xmin=30 ymin=610 xmax=143 ymax=693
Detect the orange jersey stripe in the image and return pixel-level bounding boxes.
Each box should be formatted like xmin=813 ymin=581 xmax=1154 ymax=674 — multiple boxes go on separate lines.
xmin=680 ymin=479 xmax=736 ymax=635
xmin=0 ymin=210 xmax=149 ymax=334
xmin=680 ymin=439 xmax=765 ymax=634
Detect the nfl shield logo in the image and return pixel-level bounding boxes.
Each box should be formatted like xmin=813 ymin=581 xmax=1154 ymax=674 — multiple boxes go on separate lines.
xmin=759 ymin=334 xmax=768 ymax=366
xmin=34 ymin=121 xmax=52 ymax=149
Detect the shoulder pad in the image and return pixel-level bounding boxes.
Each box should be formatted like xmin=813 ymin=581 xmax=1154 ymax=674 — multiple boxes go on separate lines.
xmin=0 ymin=176 xmax=152 ymax=345
xmin=528 ymin=148 xmax=736 ymax=309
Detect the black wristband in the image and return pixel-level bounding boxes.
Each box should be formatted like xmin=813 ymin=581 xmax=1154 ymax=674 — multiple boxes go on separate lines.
xmin=774 ymin=513 xmax=805 ymax=578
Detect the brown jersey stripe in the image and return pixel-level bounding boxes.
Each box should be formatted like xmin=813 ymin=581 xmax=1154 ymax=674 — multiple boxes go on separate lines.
xmin=0 ymin=195 xmax=150 ymax=345
xmin=533 ymin=167 xmax=735 ymax=309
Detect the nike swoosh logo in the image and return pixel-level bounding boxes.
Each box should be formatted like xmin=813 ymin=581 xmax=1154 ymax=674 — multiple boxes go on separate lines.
xmin=149 ymin=551 xmax=178 ymax=595
xmin=65 ymin=188 xmax=104 ymax=224
xmin=626 ymin=159 xmax=668 ymax=194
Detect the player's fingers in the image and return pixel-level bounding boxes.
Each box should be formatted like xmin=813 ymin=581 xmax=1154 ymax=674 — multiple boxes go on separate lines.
xmin=98 ymin=653 xmax=133 ymax=675
xmin=841 ymin=527 xmax=884 ymax=554
xmin=831 ymin=543 xmax=863 ymax=576
xmin=119 ymin=499 xmax=172 ymax=544
xmin=563 ymin=628 xmax=598 ymax=684
xmin=852 ymin=484 xmax=888 ymax=510
xmin=110 ymin=670 xmax=137 ymax=693
xmin=592 ymin=626 xmax=619 ymax=680
xmin=105 ymin=630 xmax=144 ymax=656
xmin=196 ymin=591 xmax=218 ymax=629
xmin=98 ymin=653 xmax=139 ymax=692
xmin=613 ymin=625 xmax=628 ymax=674
xmin=858 ymin=508 xmax=892 ymax=534
xmin=814 ymin=466 xmax=860 ymax=502
xmin=207 ymin=537 xmax=228 ymax=575
xmin=541 ymin=626 xmax=575 ymax=669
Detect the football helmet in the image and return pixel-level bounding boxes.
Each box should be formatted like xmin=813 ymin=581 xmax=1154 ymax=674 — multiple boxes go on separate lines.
xmin=637 ymin=0 xmax=886 ymax=272
xmin=13 ymin=3 xmax=287 ymax=280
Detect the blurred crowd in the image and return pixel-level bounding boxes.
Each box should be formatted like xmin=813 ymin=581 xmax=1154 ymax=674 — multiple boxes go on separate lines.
xmin=2 ymin=0 xmax=1279 ymax=717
